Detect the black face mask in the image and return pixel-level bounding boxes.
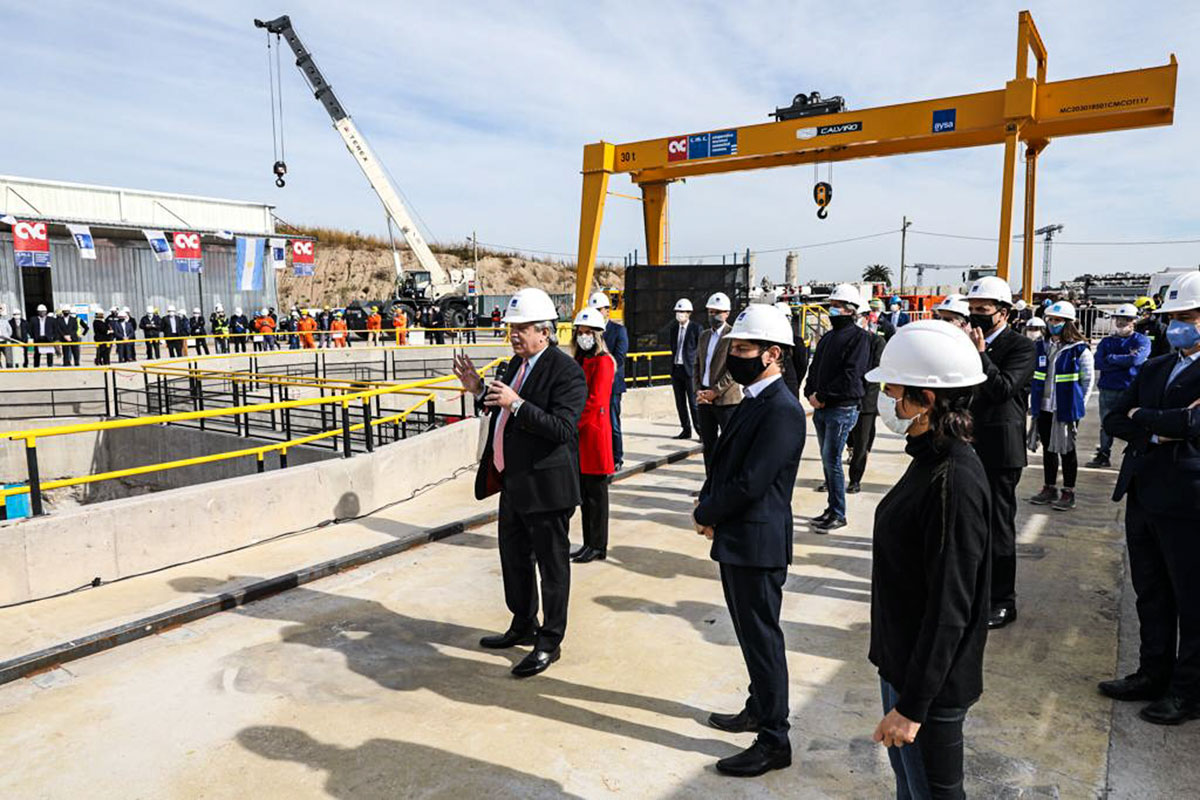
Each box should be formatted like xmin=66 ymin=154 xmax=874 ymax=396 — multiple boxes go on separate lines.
xmin=969 ymin=312 xmax=996 ymax=331
xmin=727 ymin=353 xmax=768 ymax=386
xmin=829 ymin=314 xmax=855 ymax=329
xmin=708 ymin=313 xmax=726 ymax=329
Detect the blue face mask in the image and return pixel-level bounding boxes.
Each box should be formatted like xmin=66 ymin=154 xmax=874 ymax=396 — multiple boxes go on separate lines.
xmin=1166 ymin=319 xmax=1200 ymax=350
xmin=828 ymin=306 xmax=842 ymax=317
xmin=1048 ymin=322 xmax=1065 ymax=336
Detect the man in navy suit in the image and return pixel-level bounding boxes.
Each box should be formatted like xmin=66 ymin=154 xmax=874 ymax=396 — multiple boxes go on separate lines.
xmin=663 ymin=298 xmax=701 ymax=439
xmin=1101 ymin=271 xmax=1200 ymax=726
xmin=693 ymin=303 xmax=806 ymax=777
xmin=589 ymin=291 xmax=629 ymax=468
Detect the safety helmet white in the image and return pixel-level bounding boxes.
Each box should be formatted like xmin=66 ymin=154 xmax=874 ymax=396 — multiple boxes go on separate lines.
xmin=1111 ymin=303 xmax=1140 ymax=319
xmin=674 ymin=298 xmax=694 ymax=313
xmin=1026 ymin=316 xmax=1047 ymax=329
xmin=60 ymin=304 xmax=71 ymax=313
xmin=967 ymin=276 xmax=1014 ymax=306
xmin=503 ymin=287 xmax=558 ymax=324
xmin=12 ymin=308 xmax=22 ymax=316
xmin=706 ymin=292 xmax=732 ymax=312
xmin=865 ymin=319 xmax=986 ymax=388
xmin=828 ymin=283 xmax=863 ymax=309
xmin=146 ymin=305 xmax=154 ymax=314
xmin=1155 ymin=272 xmax=1200 ymax=314
xmin=121 ymin=306 xmax=130 ymax=314
xmin=724 ymin=303 xmax=795 ymax=347
xmin=774 ymin=301 xmax=794 ymax=318
xmin=573 ymin=307 xmax=607 ymax=330
xmin=1045 ymin=300 xmax=1076 ymax=321
xmin=934 ymin=296 xmax=971 ymax=318
xmin=192 ymin=308 xmax=201 ymax=315
xmin=260 ymin=308 xmax=269 ymax=316
xmin=1015 ymin=299 xmax=1028 ymax=311
xmin=587 ymin=291 xmax=611 ymax=309
xmin=36 ymin=304 xmax=47 ymax=312
xmin=167 ymin=305 xmax=177 ymax=313
xmin=234 ymin=307 xmax=243 ymax=316
xmin=214 ymin=303 xmax=224 ymax=312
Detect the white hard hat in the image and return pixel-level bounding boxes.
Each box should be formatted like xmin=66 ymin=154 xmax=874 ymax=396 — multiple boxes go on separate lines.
xmin=503 ymin=287 xmax=558 ymax=324
xmin=706 ymin=292 xmax=732 ymax=312
xmin=1156 ymin=271 xmax=1200 ymax=314
xmin=61 ymin=304 xmax=71 ymax=312
xmin=260 ymin=307 xmax=269 ymax=315
xmin=235 ymin=307 xmax=243 ymax=315
xmin=146 ymin=305 xmax=154 ymax=313
xmin=121 ymin=306 xmax=130 ymax=313
xmin=724 ymin=303 xmax=794 ymax=347
xmin=1027 ymin=316 xmax=1047 ymax=329
xmin=192 ymin=307 xmax=201 ymax=314
xmin=167 ymin=305 xmax=177 ymax=313
xmin=1015 ymin=299 xmax=1028 ymax=311
xmin=934 ymin=296 xmax=971 ymax=318
xmin=967 ymin=276 xmax=1014 ymax=306
xmin=215 ymin=303 xmax=224 ymax=312
xmin=1111 ymin=303 xmax=1140 ymax=319
xmin=36 ymin=304 xmax=47 ymax=312
xmin=774 ymin=301 xmax=794 ymax=318
xmin=573 ymin=307 xmax=607 ymax=330
xmin=1045 ymin=300 xmax=1076 ymax=321
xmin=865 ymin=320 xmax=986 ymax=388
xmin=829 ymin=283 xmax=863 ymax=309
xmin=587 ymin=291 xmax=611 ymax=309
xmin=12 ymin=308 xmax=22 ymax=316
xmin=674 ymin=298 xmax=694 ymax=313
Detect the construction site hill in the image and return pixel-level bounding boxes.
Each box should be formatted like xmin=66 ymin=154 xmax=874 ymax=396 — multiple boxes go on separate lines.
xmin=275 ymin=226 xmax=624 ymax=308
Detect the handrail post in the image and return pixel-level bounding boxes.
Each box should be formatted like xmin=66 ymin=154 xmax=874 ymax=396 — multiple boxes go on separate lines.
xmin=197 ymin=377 xmax=206 ymax=431
xmin=256 ymin=452 xmax=265 ymax=473
xmin=103 ymin=371 xmax=112 ymax=418
xmin=25 ymin=438 xmax=43 ymax=517
xmin=340 ymin=401 xmax=353 ymax=458
xmin=161 ymin=374 xmax=169 ymax=414
xmin=283 ymin=385 xmax=293 ymax=440
xmin=113 ymin=371 xmax=121 ymax=417
xmin=427 ymin=397 xmax=436 ymax=426
xmin=362 ymin=399 xmax=374 ymax=452
xmin=269 ymin=382 xmax=277 ymax=432
xmin=279 ymin=448 xmax=289 ymax=469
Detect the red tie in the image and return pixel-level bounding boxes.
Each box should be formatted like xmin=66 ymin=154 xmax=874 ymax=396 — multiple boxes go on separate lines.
xmin=492 ymin=359 xmax=529 ymax=473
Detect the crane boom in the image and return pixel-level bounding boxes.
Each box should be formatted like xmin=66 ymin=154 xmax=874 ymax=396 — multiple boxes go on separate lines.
xmin=254 ymin=15 xmax=447 ymax=282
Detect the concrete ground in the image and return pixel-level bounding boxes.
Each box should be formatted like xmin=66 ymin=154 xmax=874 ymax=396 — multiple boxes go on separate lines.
xmin=0 ymin=406 xmax=1196 ymax=798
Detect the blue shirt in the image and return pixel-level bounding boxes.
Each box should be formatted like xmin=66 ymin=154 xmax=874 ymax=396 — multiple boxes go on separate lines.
xmin=1167 ymin=349 xmax=1200 ymax=388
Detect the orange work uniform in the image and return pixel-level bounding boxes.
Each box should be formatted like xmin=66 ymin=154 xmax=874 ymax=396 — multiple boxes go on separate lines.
xmin=330 ymin=318 xmax=349 ymax=347
xmin=297 ymin=315 xmax=318 ymax=349
xmin=393 ymin=309 xmax=408 ymax=345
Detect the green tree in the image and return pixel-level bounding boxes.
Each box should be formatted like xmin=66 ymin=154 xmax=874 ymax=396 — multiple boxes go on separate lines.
xmin=862 ymin=264 xmax=892 ymax=284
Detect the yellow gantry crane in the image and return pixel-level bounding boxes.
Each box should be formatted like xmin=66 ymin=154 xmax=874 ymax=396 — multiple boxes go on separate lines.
xmin=573 ymin=11 xmax=1177 ymax=309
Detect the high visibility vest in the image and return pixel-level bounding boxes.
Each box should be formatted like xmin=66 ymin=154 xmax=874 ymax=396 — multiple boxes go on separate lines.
xmin=1030 ymin=339 xmax=1088 ymax=422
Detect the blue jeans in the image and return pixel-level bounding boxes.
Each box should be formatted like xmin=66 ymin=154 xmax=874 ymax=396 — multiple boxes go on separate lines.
xmin=880 ymin=679 xmax=968 ymax=800
xmin=1097 ymin=388 xmax=1122 ymax=457
xmin=813 ymin=406 xmax=859 ymax=519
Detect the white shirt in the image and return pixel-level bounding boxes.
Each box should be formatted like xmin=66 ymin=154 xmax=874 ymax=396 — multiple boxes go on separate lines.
xmin=743 ymin=373 xmax=782 ymax=399
xmin=702 ymin=326 xmax=723 ymax=386
xmin=674 ymin=323 xmax=687 ymax=365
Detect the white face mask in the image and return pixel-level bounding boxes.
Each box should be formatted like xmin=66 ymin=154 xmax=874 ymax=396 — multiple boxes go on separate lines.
xmin=675 ymin=312 xmax=688 ymax=323
xmin=576 ymin=333 xmax=596 ymax=351
xmin=878 ymin=392 xmax=918 ymax=436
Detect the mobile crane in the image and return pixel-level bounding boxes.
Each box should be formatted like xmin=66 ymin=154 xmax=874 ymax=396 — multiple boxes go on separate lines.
xmin=253 ymin=15 xmax=475 ymax=333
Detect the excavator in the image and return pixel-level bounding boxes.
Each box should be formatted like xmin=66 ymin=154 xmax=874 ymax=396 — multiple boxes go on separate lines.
xmin=253 ymin=15 xmax=475 ymax=336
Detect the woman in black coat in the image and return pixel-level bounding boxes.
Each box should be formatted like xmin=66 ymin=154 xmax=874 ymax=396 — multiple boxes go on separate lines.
xmin=865 ymin=320 xmax=992 ymax=799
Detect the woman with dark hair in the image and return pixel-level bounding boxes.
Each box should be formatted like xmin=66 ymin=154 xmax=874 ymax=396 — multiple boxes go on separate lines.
xmin=569 ymin=307 xmax=616 ymax=564
xmin=1029 ymin=300 xmax=1095 ymax=511
xmin=866 ymin=320 xmax=992 ymax=799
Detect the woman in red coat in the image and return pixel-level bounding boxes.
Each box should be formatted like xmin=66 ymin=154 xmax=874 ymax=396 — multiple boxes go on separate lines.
xmin=570 ymin=307 xmax=616 ymax=564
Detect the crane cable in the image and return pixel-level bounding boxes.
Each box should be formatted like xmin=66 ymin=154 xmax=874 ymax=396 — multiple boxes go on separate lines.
xmin=266 ymin=32 xmax=288 ymax=187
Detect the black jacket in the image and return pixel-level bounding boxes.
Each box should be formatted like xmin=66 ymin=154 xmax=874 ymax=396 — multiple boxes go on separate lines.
xmin=695 ymin=378 xmax=807 ymax=569
xmin=781 ymin=338 xmax=810 ymax=397
xmin=29 ymin=315 xmax=61 ymax=343
xmin=662 ymin=319 xmax=701 ymax=375
xmin=970 ymin=326 xmax=1037 ymax=470
xmin=604 ymin=320 xmax=630 ymax=395
xmin=189 ymin=317 xmax=207 ymax=335
xmin=1135 ymin=315 xmax=1170 ymax=359
xmin=140 ymin=314 xmax=162 ymax=335
xmin=861 ymin=331 xmax=887 ymax=413
xmin=93 ymin=319 xmax=114 ymax=342
xmin=803 ymin=321 xmax=870 ymax=407
xmin=1104 ymin=352 xmax=1200 ymax=516
xmin=6 ymin=318 xmax=29 ymax=342
xmin=870 ymin=433 xmax=991 ymax=723
xmin=475 ymin=345 xmax=588 ymax=514
xmin=162 ymin=314 xmax=188 ymax=336
xmin=58 ymin=315 xmax=88 ymax=342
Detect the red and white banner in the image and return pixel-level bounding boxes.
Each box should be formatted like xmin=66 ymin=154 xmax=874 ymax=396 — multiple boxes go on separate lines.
xmin=13 ymin=219 xmax=51 ymax=267
xmin=172 ymin=231 xmax=203 ymax=274
xmin=292 ymin=239 xmax=316 ymax=276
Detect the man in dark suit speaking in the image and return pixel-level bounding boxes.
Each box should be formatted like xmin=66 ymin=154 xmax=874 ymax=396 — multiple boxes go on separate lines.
xmin=664 ymin=297 xmax=702 ymax=439
xmin=693 ymin=303 xmax=807 ymax=777
xmin=454 ymin=287 xmax=587 ymax=678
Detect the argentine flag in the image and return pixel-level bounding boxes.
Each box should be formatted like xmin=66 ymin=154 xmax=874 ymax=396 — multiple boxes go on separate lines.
xmin=236 ymin=237 xmax=265 ymax=291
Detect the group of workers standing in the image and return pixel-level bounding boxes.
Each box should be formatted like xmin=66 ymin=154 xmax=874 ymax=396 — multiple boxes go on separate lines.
xmin=451 ymin=270 xmax=1200 ymax=795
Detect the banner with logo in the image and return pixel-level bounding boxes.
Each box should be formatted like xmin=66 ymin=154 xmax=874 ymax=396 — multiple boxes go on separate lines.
xmin=292 ymin=239 xmax=316 ymax=277
xmin=66 ymin=224 xmax=97 ymax=260
xmin=236 ymin=236 xmax=265 ymax=291
xmin=12 ymin=219 xmax=51 ymax=267
xmin=172 ymin=231 xmax=203 ymax=274
xmin=143 ymin=229 xmax=173 ymax=262
xmin=268 ymin=237 xmax=288 ymax=271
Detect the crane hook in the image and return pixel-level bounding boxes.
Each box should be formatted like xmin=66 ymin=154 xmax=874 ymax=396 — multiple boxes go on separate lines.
xmin=273 ymin=160 xmax=288 ymax=188
xmin=813 ymin=181 xmax=832 ymax=220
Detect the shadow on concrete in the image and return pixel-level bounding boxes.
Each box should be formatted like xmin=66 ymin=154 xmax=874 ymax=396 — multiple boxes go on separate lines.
xmin=171 ymin=576 xmax=735 ymax=758
xmin=237 ymin=726 xmax=582 ymax=799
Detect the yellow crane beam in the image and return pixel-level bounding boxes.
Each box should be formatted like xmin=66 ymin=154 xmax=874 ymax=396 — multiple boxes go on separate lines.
xmin=573 ymin=11 xmax=1178 ymax=309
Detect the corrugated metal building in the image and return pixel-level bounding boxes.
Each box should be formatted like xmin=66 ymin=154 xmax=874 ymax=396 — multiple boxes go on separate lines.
xmin=1 ymin=175 xmax=285 ymax=317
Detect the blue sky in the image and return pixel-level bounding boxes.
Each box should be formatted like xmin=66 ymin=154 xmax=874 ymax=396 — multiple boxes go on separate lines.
xmin=3 ymin=1 xmax=1198 ymax=284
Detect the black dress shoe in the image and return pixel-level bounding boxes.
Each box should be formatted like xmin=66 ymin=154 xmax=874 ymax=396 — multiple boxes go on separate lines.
xmin=809 ymin=510 xmax=834 ymax=524
xmin=813 ymin=516 xmax=846 ymax=533
xmin=512 ymin=647 xmax=560 ymax=678
xmin=1099 ymin=672 xmax=1168 ymax=702
xmin=987 ymin=606 xmax=1018 ymax=629
xmin=480 ymin=628 xmax=537 ymax=649
xmin=571 ymin=546 xmax=606 ymax=564
xmin=846 ymin=481 xmax=862 ymax=494
xmin=715 ymin=739 xmax=792 ymax=777
xmin=1139 ymin=694 xmax=1200 ymax=726
xmin=674 ymin=430 xmax=692 ymax=440
xmin=814 ymin=482 xmax=827 ymax=492
xmin=707 ymin=708 xmax=761 ymax=733
xmin=569 ymin=545 xmax=588 ymax=559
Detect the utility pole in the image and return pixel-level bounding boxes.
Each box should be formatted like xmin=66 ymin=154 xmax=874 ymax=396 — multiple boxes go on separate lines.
xmin=898 ymin=216 xmax=913 ymax=293
xmin=471 ymin=230 xmax=479 ymax=306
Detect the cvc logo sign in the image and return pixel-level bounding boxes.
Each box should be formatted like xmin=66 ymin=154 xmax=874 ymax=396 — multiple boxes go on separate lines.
xmin=293 ymin=241 xmax=314 ymax=257
xmin=15 ymin=221 xmax=47 ymax=240
xmin=173 ymin=233 xmax=200 ymax=250
xmin=667 ymin=136 xmax=688 ymax=161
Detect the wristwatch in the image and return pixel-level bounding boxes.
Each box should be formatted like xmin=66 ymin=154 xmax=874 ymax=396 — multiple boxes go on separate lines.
xmin=511 ymin=398 xmax=525 ymax=415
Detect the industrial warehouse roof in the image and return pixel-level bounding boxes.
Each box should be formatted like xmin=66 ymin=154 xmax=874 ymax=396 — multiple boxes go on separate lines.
xmin=0 ymin=175 xmax=276 ymax=237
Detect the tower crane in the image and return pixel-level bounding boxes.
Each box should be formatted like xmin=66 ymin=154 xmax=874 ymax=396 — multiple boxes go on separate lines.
xmin=253 ymin=15 xmax=475 ymax=329
xmin=1035 ymin=224 xmax=1064 ymax=290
